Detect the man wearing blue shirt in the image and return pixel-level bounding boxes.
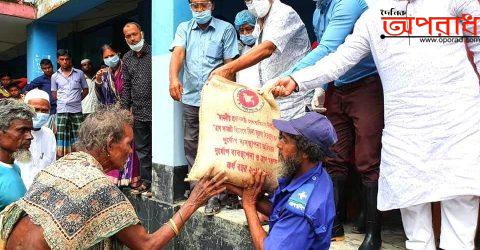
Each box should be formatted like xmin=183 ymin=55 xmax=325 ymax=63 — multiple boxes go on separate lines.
xmin=228 ymin=112 xmax=336 ymax=250
xmin=169 ymin=0 xmax=239 ymax=214
xmin=0 ymin=99 xmax=34 ymax=211
xmin=25 ymin=59 xmax=57 ymax=114
xmin=282 ymin=1 xmax=384 ymax=248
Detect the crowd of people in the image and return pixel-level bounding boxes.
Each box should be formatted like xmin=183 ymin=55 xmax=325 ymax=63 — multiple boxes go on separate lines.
xmin=0 ymin=0 xmax=479 ymax=249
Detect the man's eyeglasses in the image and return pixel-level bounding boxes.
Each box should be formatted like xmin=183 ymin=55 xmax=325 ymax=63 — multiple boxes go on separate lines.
xmin=189 ymin=2 xmax=212 ymax=11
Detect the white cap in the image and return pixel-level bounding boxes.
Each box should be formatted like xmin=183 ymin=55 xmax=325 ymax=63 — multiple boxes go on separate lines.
xmin=24 ymin=88 xmax=50 ymax=104
xmin=81 ymin=59 xmax=91 ymax=65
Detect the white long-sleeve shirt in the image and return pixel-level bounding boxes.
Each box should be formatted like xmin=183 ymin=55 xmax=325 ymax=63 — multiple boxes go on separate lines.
xmin=292 ymin=0 xmax=480 ymax=210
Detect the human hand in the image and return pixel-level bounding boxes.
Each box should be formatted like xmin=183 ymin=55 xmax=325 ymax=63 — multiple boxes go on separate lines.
xmin=257 ymin=77 xmax=278 ymax=95
xmin=169 ymin=78 xmax=183 ymax=101
xmin=271 ymin=76 xmax=297 ymax=97
xmin=311 ymin=88 xmax=327 ymax=113
xmin=95 ymin=69 xmax=105 ymax=83
xmin=186 ymin=168 xmax=227 ymax=209
xmin=242 ymin=171 xmax=267 ymax=208
xmin=209 ymin=64 xmax=235 ymax=81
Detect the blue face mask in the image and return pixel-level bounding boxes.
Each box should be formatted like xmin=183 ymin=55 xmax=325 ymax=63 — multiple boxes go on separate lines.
xmin=240 ymin=34 xmax=256 ymax=46
xmin=32 ymin=112 xmax=50 ymax=129
xmin=192 ymin=10 xmax=212 ymax=25
xmin=104 ymin=55 xmax=120 ymax=68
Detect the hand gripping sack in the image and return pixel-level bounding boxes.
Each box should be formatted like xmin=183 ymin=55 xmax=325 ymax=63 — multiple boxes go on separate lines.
xmin=186 ymin=76 xmax=280 ymax=191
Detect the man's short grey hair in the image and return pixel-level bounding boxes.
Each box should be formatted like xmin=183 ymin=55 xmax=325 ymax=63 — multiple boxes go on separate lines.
xmin=0 ymin=99 xmax=35 ymax=132
xmin=77 ymin=105 xmax=133 ymax=154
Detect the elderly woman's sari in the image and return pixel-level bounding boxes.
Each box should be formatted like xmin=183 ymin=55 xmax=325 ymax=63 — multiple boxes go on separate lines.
xmin=0 ymin=152 xmax=140 ymax=249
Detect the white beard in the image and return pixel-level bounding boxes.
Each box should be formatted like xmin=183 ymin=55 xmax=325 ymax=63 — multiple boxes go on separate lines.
xmin=12 ymin=149 xmax=32 ymax=163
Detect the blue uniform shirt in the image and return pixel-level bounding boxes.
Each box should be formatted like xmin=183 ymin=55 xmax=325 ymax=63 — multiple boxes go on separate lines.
xmin=284 ymin=0 xmax=377 ymax=87
xmin=265 ymin=163 xmax=335 ymax=250
xmin=0 ymin=162 xmax=27 ymax=211
xmin=25 ymin=74 xmax=57 ymax=114
xmin=170 ymin=18 xmax=239 ymax=107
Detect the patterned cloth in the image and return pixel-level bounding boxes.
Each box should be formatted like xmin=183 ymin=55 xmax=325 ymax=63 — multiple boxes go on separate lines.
xmin=0 ymin=152 xmax=140 ymax=249
xmin=56 ymin=113 xmax=84 ymax=157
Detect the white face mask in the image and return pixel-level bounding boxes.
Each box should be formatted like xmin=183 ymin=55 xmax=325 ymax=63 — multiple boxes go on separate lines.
xmin=246 ymin=0 xmax=272 ymax=18
xmin=126 ymin=32 xmax=145 ymax=52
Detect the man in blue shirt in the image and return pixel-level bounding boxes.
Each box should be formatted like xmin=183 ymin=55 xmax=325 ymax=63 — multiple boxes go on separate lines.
xmin=0 ymin=99 xmax=34 ymax=210
xmin=51 ymin=49 xmax=89 ymax=158
xmin=228 ymin=112 xmax=336 ymax=250
xmin=169 ymin=0 xmax=239 ymax=215
xmin=282 ymin=1 xmax=384 ymax=248
xmin=25 ymin=59 xmax=57 ymax=114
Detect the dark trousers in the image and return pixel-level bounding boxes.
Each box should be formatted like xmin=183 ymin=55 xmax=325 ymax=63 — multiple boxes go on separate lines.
xmin=183 ymin=104 xmax=200 ymax=188
xmin=325 ymin=75 xmax=384 ymax=184
xmin=133 ymin=120 xmax=152 ymax=187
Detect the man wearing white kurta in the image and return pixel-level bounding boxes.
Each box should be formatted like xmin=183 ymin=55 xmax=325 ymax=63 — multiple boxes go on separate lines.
xmin=273 ymin=0 xmax=480 ymax=249
xmin=211 ymin=0 xmax=312 ymax=119
xmin=17 ymin=89 xmax=56 ymax=189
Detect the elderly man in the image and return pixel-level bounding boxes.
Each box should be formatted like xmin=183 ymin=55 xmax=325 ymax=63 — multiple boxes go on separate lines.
xmin=51 ymin=49 xmax=88 ymax=158
xmin=0 ymin=99 xmax=34 ymax=211
xmin=169 ymin=0 xmax=239 ymax=214
xmin=121 ymin=22 xmax=153 ymax=197
xmin=80 ymin=59 xmax=99 ymax=115
xmin=0 ymin=106 xmax=227 ymax=249
xmin=211 ymin=0 xmax=312 ymax=119
xmin=234 ymin=10 xmax=260 ymax=88
xmin=273 ymin=0 xmax=480 ymax=249
xmin=228 ymin=112 xmax=336 ymax=249
xmin=15 ymin=89 xmax=56 ymax=189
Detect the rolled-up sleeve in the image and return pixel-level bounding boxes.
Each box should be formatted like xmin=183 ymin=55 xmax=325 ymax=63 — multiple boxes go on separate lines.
xmin=170 ymin=22 xmax=188 ymax=51
xmin=264 ymin=214 xmax=314 ymax=250
xmin=262 ymin=9 xmax=303 ymax=53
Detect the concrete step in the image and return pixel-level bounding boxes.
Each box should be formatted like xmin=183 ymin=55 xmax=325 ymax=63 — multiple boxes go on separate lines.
xmin=125 ymin=192 xmax=406 ymax=249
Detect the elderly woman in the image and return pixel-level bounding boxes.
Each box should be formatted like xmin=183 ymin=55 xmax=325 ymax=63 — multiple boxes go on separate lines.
xmin=0 ymin=105 xmax=227 ymax=249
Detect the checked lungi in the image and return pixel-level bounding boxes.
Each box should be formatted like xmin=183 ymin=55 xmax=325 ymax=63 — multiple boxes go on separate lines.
xmin=56 ymin=113 xmax=85 ymax=158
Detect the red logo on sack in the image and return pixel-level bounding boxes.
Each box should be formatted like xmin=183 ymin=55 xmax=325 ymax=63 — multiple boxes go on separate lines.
xmin=234 ymin=88 xmax=264 ymax=113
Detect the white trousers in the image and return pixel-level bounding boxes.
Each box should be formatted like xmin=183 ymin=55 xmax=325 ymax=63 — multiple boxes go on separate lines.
xmin=400 ymin=196 xmax=479 ymax=250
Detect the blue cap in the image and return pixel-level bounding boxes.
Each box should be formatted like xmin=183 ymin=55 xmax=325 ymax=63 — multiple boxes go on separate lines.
xmin=273 ymin=112 xmax=338 ymax=157
xmin=234 ymin=10 xmax=257 ymax=31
